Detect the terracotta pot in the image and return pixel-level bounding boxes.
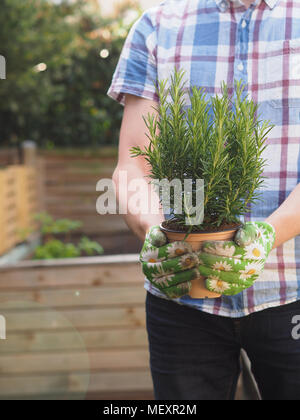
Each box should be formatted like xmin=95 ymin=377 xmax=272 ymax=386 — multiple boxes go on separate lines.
xmin=160 ymin=224 xmax=240 ymax=299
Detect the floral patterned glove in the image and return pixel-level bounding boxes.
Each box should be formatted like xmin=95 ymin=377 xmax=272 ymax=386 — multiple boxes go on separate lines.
xmin=197 ymin=222 xmax=276 ymax=296
xmin=140 ymin=225 xmax=200 ymax=298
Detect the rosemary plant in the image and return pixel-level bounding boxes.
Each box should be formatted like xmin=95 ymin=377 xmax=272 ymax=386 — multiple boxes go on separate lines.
xmin=131 ymin=69 xmax=274 ymax=231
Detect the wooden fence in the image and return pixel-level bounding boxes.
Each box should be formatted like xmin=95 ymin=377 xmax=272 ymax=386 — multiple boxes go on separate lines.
xmin=0 ymin=148 xmax=20 ymax=166
xmin=0 ymin=255 xmax=153 ymax=400
xmin=0 ymin=165 xmax=39 ymax=255
xmin=40 ymin=149 xmax=142 ymax=254
xmin=0 ymin=146 xmax=143 ymax=255
xmin=40 ymin=149 xmax=125 ymax=235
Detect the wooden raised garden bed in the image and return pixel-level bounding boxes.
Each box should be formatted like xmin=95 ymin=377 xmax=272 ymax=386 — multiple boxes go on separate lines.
xmin=0 ymin=254 xmax=153 ymax=400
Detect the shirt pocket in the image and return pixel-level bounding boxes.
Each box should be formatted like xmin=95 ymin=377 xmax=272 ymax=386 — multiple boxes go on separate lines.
xmin=259 ymin=38 xmax=300 ymax=109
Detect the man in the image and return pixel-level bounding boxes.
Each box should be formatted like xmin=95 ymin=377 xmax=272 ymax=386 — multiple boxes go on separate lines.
xmin=108 ymin=0 xmax=300 ymax=400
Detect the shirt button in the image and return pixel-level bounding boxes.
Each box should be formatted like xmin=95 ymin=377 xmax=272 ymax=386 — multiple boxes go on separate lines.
xmin=220 ymin=0 xmax=228 ymax=10
xmin=241 ymin=20 xmax=247 ymax=28
xmin=237 ymin=63 xmax=244 ymax=71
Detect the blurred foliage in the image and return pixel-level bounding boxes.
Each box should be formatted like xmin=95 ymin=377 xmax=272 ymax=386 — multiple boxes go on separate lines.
xmin=34 ymin=240 xmax=81 ymax=259
xmin=78 ymin=236 xmax=104 ymax=256
xmin=33 ymin=212 xmax=104 ymax=259
xmin=0 ymin=0 xmax=141 ymax=148
xmin=34 ymin=212 xmax=82 ymax=236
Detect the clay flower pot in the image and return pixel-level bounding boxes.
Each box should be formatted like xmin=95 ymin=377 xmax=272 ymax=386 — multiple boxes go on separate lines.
xmin=160 ymin=223 xmax=240 ymax=299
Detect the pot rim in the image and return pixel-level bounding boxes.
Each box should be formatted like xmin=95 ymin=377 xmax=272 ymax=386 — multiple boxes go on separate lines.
xmin=160 ymin=222 xmax=242 ymax=235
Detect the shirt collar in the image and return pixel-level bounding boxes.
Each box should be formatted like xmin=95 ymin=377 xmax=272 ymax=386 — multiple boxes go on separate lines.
xmin=215 ymin=0 xmax=280 ymax=11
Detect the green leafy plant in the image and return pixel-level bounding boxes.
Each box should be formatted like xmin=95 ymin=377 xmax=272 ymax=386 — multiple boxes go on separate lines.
xmin=32 ymin=212 xmax=104 ymax=259
xmin=131 ymin=69 xmax=274 ymax=231
xmin=34 ymin=212 xmax=82 ymax=240
xmin=33 ymin=240 xmax=80 ymax=260
xmin=78 ymin=236 xmax=104 ymax=256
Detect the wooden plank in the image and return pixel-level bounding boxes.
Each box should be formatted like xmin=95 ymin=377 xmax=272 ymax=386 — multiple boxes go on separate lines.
xmin=43 ymin=157 xmax=116 ymax=164
xmin=70 ymin=223 xmax=130 ymax=235
xmin=44 ymin=164 xmax=115 ymax=175
xmin=44 ymin=173 xmax=113 ymax=183
xmin=46 ymin=184 xmax=104 ymax=195
xmin=25 ymin=390 xmax=153 ymax=400
xmin=0 ymin=328 xmax=148 ymax=354
xmin=4 ymin=390 xmax=154 ymax=400
xmin=43 ymin=155 xmax=116 ymax=162
xmin=0 ymin=349 xmax=149 ymax=375
xmin=40 ymin=146 xmax=118 ymax=159
xmin=44 ymin=159 xmax=116 ymax=166
xmin=40 ymin=213 xmax=129 ymax=234
xmin=0 ymin=167 xmax=18 ymax=255
xmin=0 ymin=262 xmax=143 ymax=290
xmin=44 ymin=210 xmax=127 ymax=222
xmin=0 ymin=254 xmax=139 ymax=269
xmin=0 ymin=164 xmax=39 ymax=255
xmin=45 ymin=203 xmax=105 ymax=212
xmin=35 ymin=158 xmax=46 ymax=211
xmin=45 ymin=188 xmax=112 ymax=200
xmin=1 ymin=306 xmax=146 ymax=332
xmin=14 ymin=166 xmax=39 ymax=234
xmin=0 ymin=148 xmax=20 ymax=165
xmin=39 ymin=150 xmax=128 ymax=238
xmin=0 ymin=370 xmax=152 ymax=398
xmin=86 ymin=390 xmax=154 ymax=401
xmin=0 ymin=285 xmax=146 ymax=309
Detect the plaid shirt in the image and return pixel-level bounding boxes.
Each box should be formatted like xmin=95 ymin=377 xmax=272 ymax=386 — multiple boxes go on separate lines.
xmin=108 ymin=0 xmax=300 ymax=317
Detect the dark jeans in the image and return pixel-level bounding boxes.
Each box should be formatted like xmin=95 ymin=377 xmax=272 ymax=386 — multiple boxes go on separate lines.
xmin=146 ymin=292 xmax=300 ymax=400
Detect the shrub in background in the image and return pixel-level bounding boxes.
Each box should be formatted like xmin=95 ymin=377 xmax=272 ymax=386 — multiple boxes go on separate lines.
xmin=33 ymin=212 xmax=104 ymax=259
xmin=0 ymin=0 xmax=140 ymax=148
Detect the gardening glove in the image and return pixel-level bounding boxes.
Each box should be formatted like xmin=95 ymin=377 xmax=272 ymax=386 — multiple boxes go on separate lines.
xmin=197 ymin=222 xmax=276 ymax=296
xmin=140 ymin=225 xmax=200 ymax=298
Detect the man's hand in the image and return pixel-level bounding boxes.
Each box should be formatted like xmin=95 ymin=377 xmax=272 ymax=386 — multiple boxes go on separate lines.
xmin=140 ymin=225 xmax=200 ymax=298
xmin=197 ymin=222 xmax=276 ymax=296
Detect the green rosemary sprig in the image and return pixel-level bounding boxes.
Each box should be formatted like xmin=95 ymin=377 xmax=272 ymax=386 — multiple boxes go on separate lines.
xmin=130 ymin=69 xmax=274 ymax=229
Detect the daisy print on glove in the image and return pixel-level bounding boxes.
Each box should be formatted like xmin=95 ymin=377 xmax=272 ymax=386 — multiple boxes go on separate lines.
xmin=239 ymin=262 xmax=265 ymax=280
xmin=204 ymin=242 xmax=237 ymax=258
xmin=206 ymin=277 xmax=231 ymax=294
xmin=196 ymin=222 xmax=276 ymax=296
xmin=140 ymin=225 xmax=200 ymax=298
xmin=212 ymin=261 xmax=232 ymax=272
